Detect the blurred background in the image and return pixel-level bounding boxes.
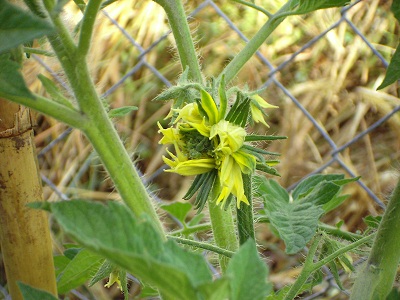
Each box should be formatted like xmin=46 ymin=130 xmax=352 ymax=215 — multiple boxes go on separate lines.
xmin=3 ymin=0 xmax=399 ymax=298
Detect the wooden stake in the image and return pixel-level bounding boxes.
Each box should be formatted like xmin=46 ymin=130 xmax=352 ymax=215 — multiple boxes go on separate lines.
xmin=0 ymin=99 xmax=57 ymax=299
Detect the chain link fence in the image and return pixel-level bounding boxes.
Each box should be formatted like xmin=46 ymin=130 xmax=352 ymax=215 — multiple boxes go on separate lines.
xmin=1 ymin=0 xmax=399 ymax=299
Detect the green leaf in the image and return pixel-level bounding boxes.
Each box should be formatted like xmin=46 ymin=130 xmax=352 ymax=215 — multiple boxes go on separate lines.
xmin=257 ymin=178 xmax=325 ymax=254
xmin=17 ymin=282 xmax=58 ymax=300
xmin=161 ymin=202 xmax=193 ymax=224
xmin=378 ymin=43 xmax=400 ymax=89
xmin=226 ymin=240 xmax=272 ymax=300
xmin=299 ymin=181 xmax=341 ymax=206
xmin=288 ymin=0 xmax=350 ymax=15
xmin=254 ymin=175 xmax=289 ymax=201
xmin=292 ymin=174 xmax=358 ymax=212
xmin=57 ymin=248 xmax=104 ymax=294
xmin=89 ymin=260 xmax=113 ymax=287
xmin=391 ymin=0 xmax=400 ymax=23
xmin=39 ymin=200 xmax=213 ymax=300
xmin=322 ymin=194 xmax=349 ymax=213
xmin=363 ymin=215 xmax=382 ymax=229
xmin=108 ymin=106 xmax=138 ymax=118
xmin=38 ymin=74 xmax=74 ymax=108
xmin=0 ymin=54 xmax=35 ymax=99
xmin=259 ymin=175 xmax=356 ymax=254
xmin=53 ymin=255 xmax=71 ymax=278
xmin=386 ymin=288 xmax=400 ymax=300
xmin=0 ymin=0 xmax=54 ymax=54
xmin=292 ymin=174 xmax=344 ymax=200
xmin=198 ymin=278 xmax=230 ymax=300
xmin=377 ymin=0 xmax=400 ymax=90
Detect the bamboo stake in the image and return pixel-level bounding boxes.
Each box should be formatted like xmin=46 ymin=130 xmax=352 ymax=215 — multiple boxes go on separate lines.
xmin=0 ymin=100 xmax=57 ymax=299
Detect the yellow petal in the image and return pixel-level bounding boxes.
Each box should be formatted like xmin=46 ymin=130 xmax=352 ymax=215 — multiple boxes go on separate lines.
xmin=217 ymin=156 xmax=249 ymax=208
xmin=231 ymin=150 xmax=256 ymax=174
xmin=200 ymin=89 xmax=219 ymax=125
xmin=251 ymin=95 xmax=278 ymax=109
xmin=250 ymin=103 xmax=269 ymax=127
xmin=158 ymin=123 xmax=179 ymax=145
xmin=164 ymin=157 xmax=216 ymax=176
xmin=210 ymin=120 xmax=246 ymax=153
xmin=174 ymin=103 xmax=203 ymax=124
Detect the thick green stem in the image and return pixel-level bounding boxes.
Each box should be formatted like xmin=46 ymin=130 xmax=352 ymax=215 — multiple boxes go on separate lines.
xmin=219 ymin=2 xmax=291 ymax=84
xmin=236 ymin=174 xmax=255 ymax=244
xmin=78 ymin=0 xmax=102 ymax=56
xmin=350 ymin=178 xmax=400 ymax=300
xmin=8 ymin=3 xmax=166 ymax=235
xmin=208 ymin=179 xmax=239 ymax=273
xmin=84 ymin=123 xmax=164 ymax=234
xmin=0 ymin=94 xmax=87 ymax=129
xmin=153 ymin=0 xmax=203 ymax=83
xmin=209 ymin=200 xmax=239 ymax=272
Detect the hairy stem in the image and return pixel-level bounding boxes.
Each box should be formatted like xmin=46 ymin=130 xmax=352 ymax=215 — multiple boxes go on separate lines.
xmin=169 ymin=236 xmax=234 ymax=258
xmin=153 ymin=0 xmax=203 ymax=83
xmin=283 ymin=234 xmax=322 ymax=300
xmin=78 ymin=0 xmax=102 ymax=56
xmin=285 ymin=233 xmax=374 ymax=300
xmin=350 ymin=178 xmax=400 ymax=300
xmin=7 ymin=1 xmax=166 ymax=235
xmin=220 ymin=2 xmax=291 ymax=84
xmin=208 ymin=179 xmax=239 ymax=273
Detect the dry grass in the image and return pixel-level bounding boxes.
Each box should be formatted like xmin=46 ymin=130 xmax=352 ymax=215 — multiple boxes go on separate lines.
xmin=15 ymin=0 xmax=400 ymax=298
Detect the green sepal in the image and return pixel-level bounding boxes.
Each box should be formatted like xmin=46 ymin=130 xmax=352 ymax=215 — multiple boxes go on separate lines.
xmin=255 ymin=163 xmax=280 ymax=176
xmin=222 ymin=194 xmax=234 ymax=211
xmin=183 ymin=173 xmax=210 ymax=200
xmin=245 ymin=135 xmax=287 ymax=142
xmin=242 ymin=144 xmax=280 ymax=156
xmin=225 ymin=92 xmax=251 ymax=127
xmin=218 ymin=75 xmax=228 ymax=121
xmin=195 ymin=170 xmax=217 ymax=213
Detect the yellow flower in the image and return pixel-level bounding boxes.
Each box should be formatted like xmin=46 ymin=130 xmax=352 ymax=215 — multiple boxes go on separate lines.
xmin=158 ymin=88 xmax=275 ymax=209
xmin=104 ymin=271 xmax=122 ymax=290
xmin=250 ymin=95 xmax=278 ymax=127
xmin=210 ymin=120 xmax=246 ymax=154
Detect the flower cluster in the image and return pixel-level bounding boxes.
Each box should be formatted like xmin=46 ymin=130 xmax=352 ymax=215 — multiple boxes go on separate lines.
xmin=158 ymin=84 xmax=280 ymax=209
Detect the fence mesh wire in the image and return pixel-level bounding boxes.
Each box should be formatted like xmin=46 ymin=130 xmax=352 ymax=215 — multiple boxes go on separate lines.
xmin=2 ymin=0 xmax=399 ymax=299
